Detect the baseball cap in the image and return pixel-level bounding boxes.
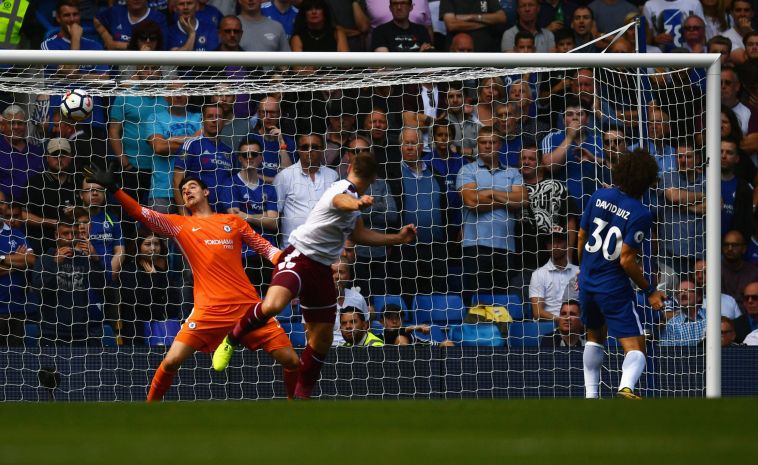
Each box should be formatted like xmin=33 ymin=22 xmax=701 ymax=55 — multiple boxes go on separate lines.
xmin=47 ymin=138 xmax=72 ymax=155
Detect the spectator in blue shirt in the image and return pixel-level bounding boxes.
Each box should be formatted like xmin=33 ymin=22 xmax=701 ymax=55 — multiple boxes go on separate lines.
xmin=658 ymin=142 xmax=705 ymax=274
xmin=247 ymin=96 xmax=295 ymax=184
xmin=262 ymin=0 xmax=298 ymax=38
xmin=628 ymin=106 xmax=677 ymax=174
xmin=720 ymin=137 xmax=753 ymax=240
xmin=457 ymin=126 xmax=528 ymax=301
xmin=147 ymin=91 xmax=203 ymax=214
xmin=39 ymin=1 xmax=110 ymax=127
xmin=0 ymin=190 xmax=36 ymax=347
xmin=169 ymin=0 xmax=220 ymax=51
xmin=79 ymin=179 xmax=126 ymax=282
xmin=95 ymin=0 xmax=169 ymax=50
xmin=660 ymin=280 xmax=707 ymax=347
xmin=173 ymin=104 xmax=235 ymax=214
xmin=540 ymin=95 xmax=603 ymax=207
xmin=0 ymin=105 xmax=44 ymax=204
xmin=197 ymin=0 xmax=224 ymax=26
xmin=392 ymin=127 xmax=448 ymax=296
xmin=229 ymin=139 xmax=279 ymax=295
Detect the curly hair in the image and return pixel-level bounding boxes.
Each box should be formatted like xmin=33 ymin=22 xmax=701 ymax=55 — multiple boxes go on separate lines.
xmin=127 ymin=20 xmax=164 ymax=51
xmin=612 ymin=148 xmax=660 ymax=198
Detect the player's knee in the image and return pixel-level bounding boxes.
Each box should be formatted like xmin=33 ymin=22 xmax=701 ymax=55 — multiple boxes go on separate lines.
xmin=282 ymin=351 xmax=300 ymax=370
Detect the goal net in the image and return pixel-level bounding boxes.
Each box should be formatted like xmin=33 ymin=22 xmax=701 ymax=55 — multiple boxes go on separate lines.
xmin=0 ymin=48 xmax=721 ymax=400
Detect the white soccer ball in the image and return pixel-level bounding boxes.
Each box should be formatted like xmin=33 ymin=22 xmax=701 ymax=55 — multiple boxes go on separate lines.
xmin=60 ymin=89 xmax=94 ymax=122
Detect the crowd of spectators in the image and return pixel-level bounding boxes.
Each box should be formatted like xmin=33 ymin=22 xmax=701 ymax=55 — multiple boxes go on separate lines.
xmin=2 ymin=0 xmax=758 ymax=349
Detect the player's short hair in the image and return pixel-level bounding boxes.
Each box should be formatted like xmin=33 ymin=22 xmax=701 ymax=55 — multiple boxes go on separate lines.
xmin=340 ymin=306 xmax=367 ymax=321
xmin=351 ymin=153 xmax=378 ymax=179
xmin=612 ymin=148 xmax=660 ymax=198
xmin=179 ymin=176 xmax=209 ymax=191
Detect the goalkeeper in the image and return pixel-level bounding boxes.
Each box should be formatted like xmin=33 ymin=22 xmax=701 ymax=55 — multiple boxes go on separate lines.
xmin=212 ymin=153 xmax=417 ymax=399
xmin=84 ymin=164 xmax=300 ymax=401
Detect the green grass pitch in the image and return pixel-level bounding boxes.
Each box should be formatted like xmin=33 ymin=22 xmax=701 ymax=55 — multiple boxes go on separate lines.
xmin=1 ymin=399 xmax=753 ymax=464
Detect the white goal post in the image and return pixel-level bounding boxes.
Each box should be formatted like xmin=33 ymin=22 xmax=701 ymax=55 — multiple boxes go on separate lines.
xmin=0 ymin=50 xmax=722 ymax=399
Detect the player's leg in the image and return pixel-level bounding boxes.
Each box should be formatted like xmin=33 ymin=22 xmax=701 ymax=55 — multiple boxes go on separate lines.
xmin=295 ymin=321 xmax=333 ymax=399
xmin=269 ymin=347 xmax=300 ymax=399
xmin=213 ymin=284 xmax=296 ymax=371
xmin=617 ymin=336 xmax=646 ymax=399
xmin=147 ymin=340 xmax=196 ymax=401
xmin=580 ymin=291 xmax=606 ymax=399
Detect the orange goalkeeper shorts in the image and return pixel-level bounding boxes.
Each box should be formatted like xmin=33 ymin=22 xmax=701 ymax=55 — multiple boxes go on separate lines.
xmin=174 ymin=304 xmax=292 ymax=353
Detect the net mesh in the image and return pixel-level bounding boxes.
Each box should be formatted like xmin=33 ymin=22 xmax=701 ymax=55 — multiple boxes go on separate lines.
xmin=0 ymin=50 xmax=713 ymax=400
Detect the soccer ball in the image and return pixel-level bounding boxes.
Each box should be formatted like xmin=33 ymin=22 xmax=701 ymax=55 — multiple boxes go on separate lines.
xmin=60 ymin=89 xmax=94 ymax=122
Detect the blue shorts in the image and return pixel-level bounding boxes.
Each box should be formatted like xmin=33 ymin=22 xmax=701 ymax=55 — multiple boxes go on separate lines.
xmin=579 ymin=288 xmax=644 ymax=339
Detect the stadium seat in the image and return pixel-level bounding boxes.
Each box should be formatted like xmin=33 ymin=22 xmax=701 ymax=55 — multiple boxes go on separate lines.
xmin=24 ymin=323 xmax=40 ymax=347
xmin=411 ymin=325 xmax=448 ymax=344
xmin=146 ymin=320 xmax=181 ymax=347
xmin=276 ymin=301 xmax=300 ymax=323
xmin=102 ymin=324 xmax=117 ymax=347
xmin=474 ymin=293 xmax=526 ymax=320
xmin=448 ymin=323 xmax=504 ymax=347
xmin=413 ymin=294 xmax=466 ymax=325
xmin=372 ymin=295 xmax=408 ymax=320
xmin=508 ymin=321 xmax=555 ymax=348
xmin=281 ymin=323 xmax=306 ymax=348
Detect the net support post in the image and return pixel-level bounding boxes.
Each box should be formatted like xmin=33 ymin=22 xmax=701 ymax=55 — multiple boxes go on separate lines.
xmin=705 ymin=58 xmax=722 ymax=398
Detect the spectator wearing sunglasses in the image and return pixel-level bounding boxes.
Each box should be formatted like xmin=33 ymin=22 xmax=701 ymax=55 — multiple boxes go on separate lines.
xmin=740 ymin=282 xmax=758 ymax=344
xmin=229 ymin=139 xmax=280 ymax=294
xmin=273 ymin=133 xmax=339 ymax=248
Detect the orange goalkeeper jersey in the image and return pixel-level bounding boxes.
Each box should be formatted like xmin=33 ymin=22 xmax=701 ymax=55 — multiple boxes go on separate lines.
xmin=115 ymin=190 xmax=281 ymax=309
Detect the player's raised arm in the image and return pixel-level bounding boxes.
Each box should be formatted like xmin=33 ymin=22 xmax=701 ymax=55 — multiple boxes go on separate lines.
xmin=351 ymin=217 xmax=416 ymax=246
xmin=333 ymin=194 xmax=373 ymax=212
xmin=83 ymin=164 xmax=181 ymax=237
xmin=240 ymin=221 xmax=282 ymax=265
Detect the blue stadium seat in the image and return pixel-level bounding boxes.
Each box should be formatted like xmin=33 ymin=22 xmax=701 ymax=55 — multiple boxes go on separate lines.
xmin=145 ymin=320 xmax=181 ymax=347
xmin=281 ymin=322 xmax=306 ymax=348
xmin=411 ymin=325 xmax=448 ymax=344
xmin=371 ymin=295 xmax=408 ymax=321
xmin=508 ymin=321 xmax=555 ymax=348
xmin=276 ymin=301 xmax=300 ymax=323
xmin=474 ymin=293 xmax=526 ymax=320
xmin=103 ymin=324 xmax=117 ymax=347
xmin=448 ymin=323 xmax=504 ymax=347
xmin=413 ymin=294 xmax=466 ymax=324
xmin=24 ymin=323 xmax=40 ymax=347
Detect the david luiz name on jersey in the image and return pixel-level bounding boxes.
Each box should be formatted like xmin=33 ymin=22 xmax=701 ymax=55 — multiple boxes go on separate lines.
xmin=594 ymin=198 xmax=632 ymax=220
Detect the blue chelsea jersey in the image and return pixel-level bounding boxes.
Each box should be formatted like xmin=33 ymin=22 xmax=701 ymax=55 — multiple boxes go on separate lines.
xmin=175 ymin=136 xmax=235 ymax=212
xmin=168 ymin=18 xmax=219 ymax=51
xmin=231 ymin=174 xmax=279 ymax=257
xmin=578 ymin=188 xmax=652 ymax=294
xmin=96 ymin=6 xmax=169 ymax=47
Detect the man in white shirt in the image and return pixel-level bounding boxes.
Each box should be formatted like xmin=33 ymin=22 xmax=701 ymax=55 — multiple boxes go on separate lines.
xmin=273 ymin=133 xmax=339 ymax=248
xmin=529 ymin=231 xmax=579 ymax=320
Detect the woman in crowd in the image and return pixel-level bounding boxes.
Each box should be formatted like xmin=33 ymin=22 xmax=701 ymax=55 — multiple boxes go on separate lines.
xmin=119 ymin=232 xmax=182 ymax=345
xmin=290 ymin=0 xmax=349 ymax=52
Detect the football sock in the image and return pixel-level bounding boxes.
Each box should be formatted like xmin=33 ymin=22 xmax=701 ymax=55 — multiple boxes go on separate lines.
xmin=283 ymin=367 xmax=299 ymax=400
xmin=230 ymin=302 xmax=268 ymax=344
xmin=294 ymin=345 xmax=326 ymax=399
xmin=583 ymin=341 xmax=604 ymax=399
xmin=619 ymin=350 xmax=646 ymax=392
xmin=147 ymin=362 xmax=176 ymax=402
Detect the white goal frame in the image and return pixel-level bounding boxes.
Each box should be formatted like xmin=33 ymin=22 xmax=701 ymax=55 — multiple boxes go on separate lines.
xmin=0 ymin=50 xmax=722 ymax=398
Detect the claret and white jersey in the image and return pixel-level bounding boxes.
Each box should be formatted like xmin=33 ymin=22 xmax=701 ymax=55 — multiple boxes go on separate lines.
xmin=289 ymin=179 xmax=361 ymax=266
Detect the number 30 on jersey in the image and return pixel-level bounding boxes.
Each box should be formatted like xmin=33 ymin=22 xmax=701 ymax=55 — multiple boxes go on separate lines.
xmin=585 ymin=218 xmax=622 ymax=261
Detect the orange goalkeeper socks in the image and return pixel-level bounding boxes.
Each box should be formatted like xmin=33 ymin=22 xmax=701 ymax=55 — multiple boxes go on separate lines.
xmin=147 ymin=363 xmax=176 ymax=402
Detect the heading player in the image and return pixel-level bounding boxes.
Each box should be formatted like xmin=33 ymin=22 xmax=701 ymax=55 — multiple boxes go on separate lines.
xmin=212 ymin=151 xmax=417 ymax=399
xmin=577 ymin=148 xmax=666 ymax=399
xmin=84 ymin=164 xmax=300 ymax=401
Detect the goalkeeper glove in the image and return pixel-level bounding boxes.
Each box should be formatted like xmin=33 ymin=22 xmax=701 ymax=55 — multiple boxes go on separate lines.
xmin=83 ymin=162 xmax=121 ymax=193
